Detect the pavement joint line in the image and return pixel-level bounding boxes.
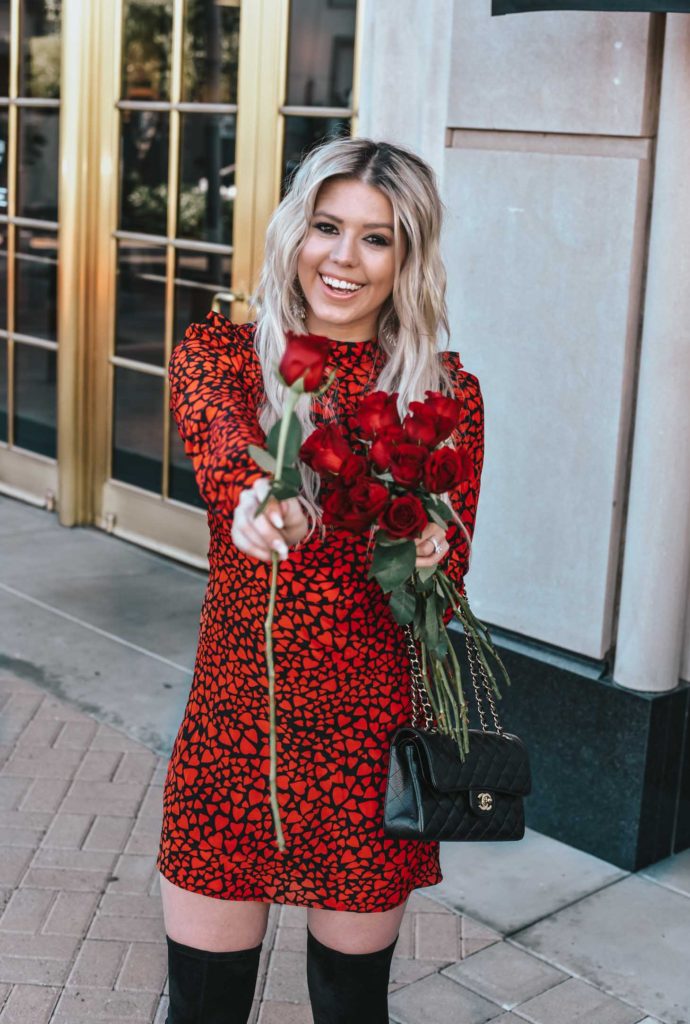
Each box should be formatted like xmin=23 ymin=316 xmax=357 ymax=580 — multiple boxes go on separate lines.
xmin=0 ymin=581 xmax=193 ymax=676
xmin=498 ymin=868 xmax=632 ymax=938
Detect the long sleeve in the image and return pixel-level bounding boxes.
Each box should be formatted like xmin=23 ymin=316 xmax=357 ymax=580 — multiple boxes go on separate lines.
xmin=438 ymin=352 xmax=485 ymax=619
xmin=169 ymin=313 xmax=267 ymax=525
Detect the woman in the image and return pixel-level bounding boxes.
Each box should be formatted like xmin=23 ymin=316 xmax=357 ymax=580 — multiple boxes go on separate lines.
xmin=156 ymin=137 xmax=484 ymax=1023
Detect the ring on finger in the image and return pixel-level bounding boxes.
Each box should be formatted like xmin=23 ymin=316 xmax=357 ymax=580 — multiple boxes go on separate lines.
xmin=431 ymin=536 xmax=443 ymax=557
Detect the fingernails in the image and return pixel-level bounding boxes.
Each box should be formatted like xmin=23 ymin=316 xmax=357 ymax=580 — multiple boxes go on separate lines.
xmin=270 ymin=512 xmax=284 ymax=529
xmin=273 ymin=539 xmax=289 ymax=559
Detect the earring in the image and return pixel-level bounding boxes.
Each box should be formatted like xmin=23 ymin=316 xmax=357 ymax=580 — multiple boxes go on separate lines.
xmin=290 ymin=296 xmax=306 ymax=321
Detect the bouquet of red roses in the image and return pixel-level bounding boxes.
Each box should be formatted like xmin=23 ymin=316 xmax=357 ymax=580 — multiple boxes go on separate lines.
xmin=298 ymin=385 xmax=511 ymax=760
xmin=248 ymin=330 xmax=510 ymax=850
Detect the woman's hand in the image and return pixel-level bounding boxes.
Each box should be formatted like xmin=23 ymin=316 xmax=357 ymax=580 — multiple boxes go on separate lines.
xmin=414 ymin=522 xmax=449 ymax=568
xmin=232 ymin=476 xmax=310 ymax=562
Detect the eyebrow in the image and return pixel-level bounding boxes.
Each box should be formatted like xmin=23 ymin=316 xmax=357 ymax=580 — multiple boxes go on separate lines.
xmin=313 ymin=209 xmax=394 ymax=231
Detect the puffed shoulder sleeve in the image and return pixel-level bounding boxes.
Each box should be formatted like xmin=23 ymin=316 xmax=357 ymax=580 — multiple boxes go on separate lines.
xmin=438 ymin=350 xmax=485 ymax=613
xmin=168 ymin=312 xmax=267 ymax=523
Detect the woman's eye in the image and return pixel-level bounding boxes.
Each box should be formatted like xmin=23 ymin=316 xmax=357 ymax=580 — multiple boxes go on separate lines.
xmin=366 ymin=234 xmax=389 ymax=247
xmin=314 ymin=222 xmax=337 ymax=234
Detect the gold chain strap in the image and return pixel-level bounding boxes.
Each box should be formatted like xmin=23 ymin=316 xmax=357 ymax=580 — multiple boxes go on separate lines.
xmin=403 ymin=622 xmax=504 ymax=736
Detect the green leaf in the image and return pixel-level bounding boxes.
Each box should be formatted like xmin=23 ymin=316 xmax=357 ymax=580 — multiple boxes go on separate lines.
xmin=389 ymin=587 xmax=417 ymax=625
xmin=282 ymin=415 xmax=303 ymax=466
xmin=269 ymin=479 xmax=300 ymax=501
xmin=247 ymin=444 xmax=277 ymax=474
xmin=282 ymin=465 xmax=302 ymax=489
xmin=266 ymin=421 xmax=281 ymax=459
xmin=368 ymin=539 xmax=416 ymax=593
xmin=416 ymin=565 xmax=437 ymax=584
xmin=425 ymin=596 xmax=440 ymax=651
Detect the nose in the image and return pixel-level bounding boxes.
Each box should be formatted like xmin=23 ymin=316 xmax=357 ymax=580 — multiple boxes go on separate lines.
xmin=330 ymin=231 xmax=357 ymax=266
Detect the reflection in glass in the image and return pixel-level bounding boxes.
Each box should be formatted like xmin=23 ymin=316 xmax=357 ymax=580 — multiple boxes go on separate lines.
xmin=169 ymin=414 xmax=204 ymax=508
xmin=121 ymin=0 xmax=173 ymax=102
xmin=112 ymin=365 xmax=163 ymax=492
xmin=0 ymin=337 xmax=6 ymax=441
xmin=15 ymin=227 xmax=58 ymax=340
xmin=0 ymin=226 xmax=7 ymax=330
xmin=178 ymin=113 xmax=235 ymax=244
xmin=0 ymin=110 xmax=8 ymax=214
xmin=115 ymin=241 xmax=167 ymax=366
xmin=173 ymin=248 xmax=230 ymax=353
xmin=14 ymin=340 xmax=57 ymax=457
xmin=0 ymin=6 xmax=9 ymax=96
xmin=183 ymin=0 xmax=241 ymax=105
xmin=18 ymin=107 xmax=59 ymax=220
xmin=119 ymin=109 xmax=169 ymax=235
xmin=20 ymin=0 xmax=62 ymax=99
xmin=286 ymin=0 xmax=355 ymax=108
xmin=282 ymin=115 xmax=350 ymax=196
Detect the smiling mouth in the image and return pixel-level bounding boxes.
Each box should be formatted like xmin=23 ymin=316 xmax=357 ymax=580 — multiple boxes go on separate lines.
xmin=319 ymin=272 xmax=366 ymax=294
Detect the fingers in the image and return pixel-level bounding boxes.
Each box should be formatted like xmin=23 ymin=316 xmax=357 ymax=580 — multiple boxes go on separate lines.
xmin=414 ymin=529 xmax=449 ymax=568
xmin=232 ymin=487 xmax=289 ymax=562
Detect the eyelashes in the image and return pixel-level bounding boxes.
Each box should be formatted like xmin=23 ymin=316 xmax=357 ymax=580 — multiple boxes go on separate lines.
xmin=313 ymin=222 xmax=390 ymax=247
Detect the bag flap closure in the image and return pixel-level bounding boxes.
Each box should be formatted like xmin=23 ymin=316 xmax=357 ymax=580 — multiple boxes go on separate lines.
xmin=392 ymin=726 xmax=532 ymax=797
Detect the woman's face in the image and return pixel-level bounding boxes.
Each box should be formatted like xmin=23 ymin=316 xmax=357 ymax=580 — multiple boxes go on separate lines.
xmin=296 ymin=177 xmax=405 ymax=341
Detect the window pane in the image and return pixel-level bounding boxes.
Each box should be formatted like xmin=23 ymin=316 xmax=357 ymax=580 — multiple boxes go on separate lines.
xmin=18 ymin=107 xmax=59 ymax=220
xmin=14 ymin=340 xmax=57 ymax=457
xmin=183 ymin=0 xmax=241 ymax=105
xmin=20 ymin=0 xmax=62 ymax=99
xmin=115 ymin=240 xmax=166 ymax=366
xmin=0 ymin=225 xmax=7 ymax=330
xmin=169 ymin=412 xmax=204 ymax=508
xmin=0 ymin=6 xmax=10 ymax=96
xmin=15 ymin=227 xmax=58 ymax=340
xmin=0 ymin=336 xmax=7 ymax=442
xmin=121 ymin=0 xmax=174 ymax=102
xmin=119 ymin=109 xmax=169 ymax=235
xmin=178 ymin=113 xmax=235 ymax=244
xmin=282 ymin=115 xmax=350 ymax=196
xmin=112 ymin=365 xmax=163 ymax=492
xmin=173 ymin=248 xmax=230 ymax=347
xmin=286 ymin=0 xmax=356 ymax=107
xmin=0 ymin=110 xmax=9 ymax=214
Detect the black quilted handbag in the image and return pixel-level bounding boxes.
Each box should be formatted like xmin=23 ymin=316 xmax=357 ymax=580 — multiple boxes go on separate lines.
xmin=383 ymin=623 xmax=531 ymax=841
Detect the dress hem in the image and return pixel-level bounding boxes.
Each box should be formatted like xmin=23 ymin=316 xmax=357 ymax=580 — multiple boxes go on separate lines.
xmin=156 ymin=861 xmax=443 ymax=914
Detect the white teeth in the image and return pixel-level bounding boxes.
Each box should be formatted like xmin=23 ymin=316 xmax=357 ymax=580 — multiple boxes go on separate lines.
xmin=321 ymin=274 xmax=364 ymax=293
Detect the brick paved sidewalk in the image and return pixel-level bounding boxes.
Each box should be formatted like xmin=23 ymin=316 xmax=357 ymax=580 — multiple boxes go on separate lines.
xmin=0 ymin=672 xmax=661 ymax=1024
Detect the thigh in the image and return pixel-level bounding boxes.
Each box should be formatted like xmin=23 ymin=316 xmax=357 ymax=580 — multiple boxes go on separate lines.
xmin=307 ymin=897 xmax=408 ymax=954
xmin=159 ymin=872 xmax=271 ymax=951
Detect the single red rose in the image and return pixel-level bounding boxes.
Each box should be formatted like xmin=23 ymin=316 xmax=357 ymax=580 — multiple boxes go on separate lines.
xmin=322 ymin=476 xmax=390 ymax=534
xmin=378 ymin=494 xmax=428 ymax=539
xmin=352 ymin=390 xmax=401 ymax=440
xmin=389 ymin=443 xmax=428 ymax=488
xmin=418 ymin=390 xmax=464 ymax=444
xmin=340 ymin=452 xmax=369 ymax=485
xmin=299 ymin=424 xmax=353 ymax=476
xmin=423 ymin=444 xmax=474 ymax=493
xmin=280 ymin=331 xmax=332 ymax=391
xmin=370 ymin=424 xmax=405 ymax=472
xmin=401 ymin=405 xmax=440 ymax=447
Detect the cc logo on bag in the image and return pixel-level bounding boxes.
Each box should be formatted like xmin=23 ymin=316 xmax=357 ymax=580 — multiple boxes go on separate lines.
xmin=477 ymin=792 xmax=494 ymax=811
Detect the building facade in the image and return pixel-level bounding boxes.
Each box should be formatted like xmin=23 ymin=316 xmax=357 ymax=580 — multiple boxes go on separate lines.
xmin=1 ymin=0 xmax=688 ymax=869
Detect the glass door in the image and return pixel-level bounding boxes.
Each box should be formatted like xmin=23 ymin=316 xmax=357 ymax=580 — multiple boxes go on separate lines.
xmin=93 ymin=0 xmax=273 ymax=566
xmin=0 ymin=0 xmax=62 ymax=506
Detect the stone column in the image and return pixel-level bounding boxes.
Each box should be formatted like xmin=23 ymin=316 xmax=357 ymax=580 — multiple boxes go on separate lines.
xmin=614 ymin=16 xmax=690 ymax=692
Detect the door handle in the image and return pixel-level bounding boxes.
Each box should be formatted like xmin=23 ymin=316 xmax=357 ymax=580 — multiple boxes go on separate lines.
xmin=211 ymin=290 xmax=246 ymax=312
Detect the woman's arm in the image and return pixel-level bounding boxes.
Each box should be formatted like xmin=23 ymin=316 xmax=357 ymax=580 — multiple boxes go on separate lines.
xmin=169 ymin=317 xmax=266 ymax=525
xmin=440 ymin=358 xmax=485 ymax=618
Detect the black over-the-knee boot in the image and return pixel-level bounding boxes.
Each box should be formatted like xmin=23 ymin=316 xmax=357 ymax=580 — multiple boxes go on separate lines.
xmin=306 ymin=926 xmax=398 ymax=1024
xmin=164 ymin=934 xmax=263 ymax=1024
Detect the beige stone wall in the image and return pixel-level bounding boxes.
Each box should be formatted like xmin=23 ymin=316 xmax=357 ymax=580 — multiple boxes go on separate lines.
xmin=359 ymin=3 xmax=690 ymax=685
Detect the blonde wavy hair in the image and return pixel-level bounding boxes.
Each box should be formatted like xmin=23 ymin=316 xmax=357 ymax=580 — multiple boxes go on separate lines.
xmin=249 ymin=136 xmax=471 ymax=559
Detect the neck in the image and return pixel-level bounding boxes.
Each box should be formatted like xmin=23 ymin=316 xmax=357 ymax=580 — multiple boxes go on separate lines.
xmin=304 ymin=311 xmax=376 ymax=342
